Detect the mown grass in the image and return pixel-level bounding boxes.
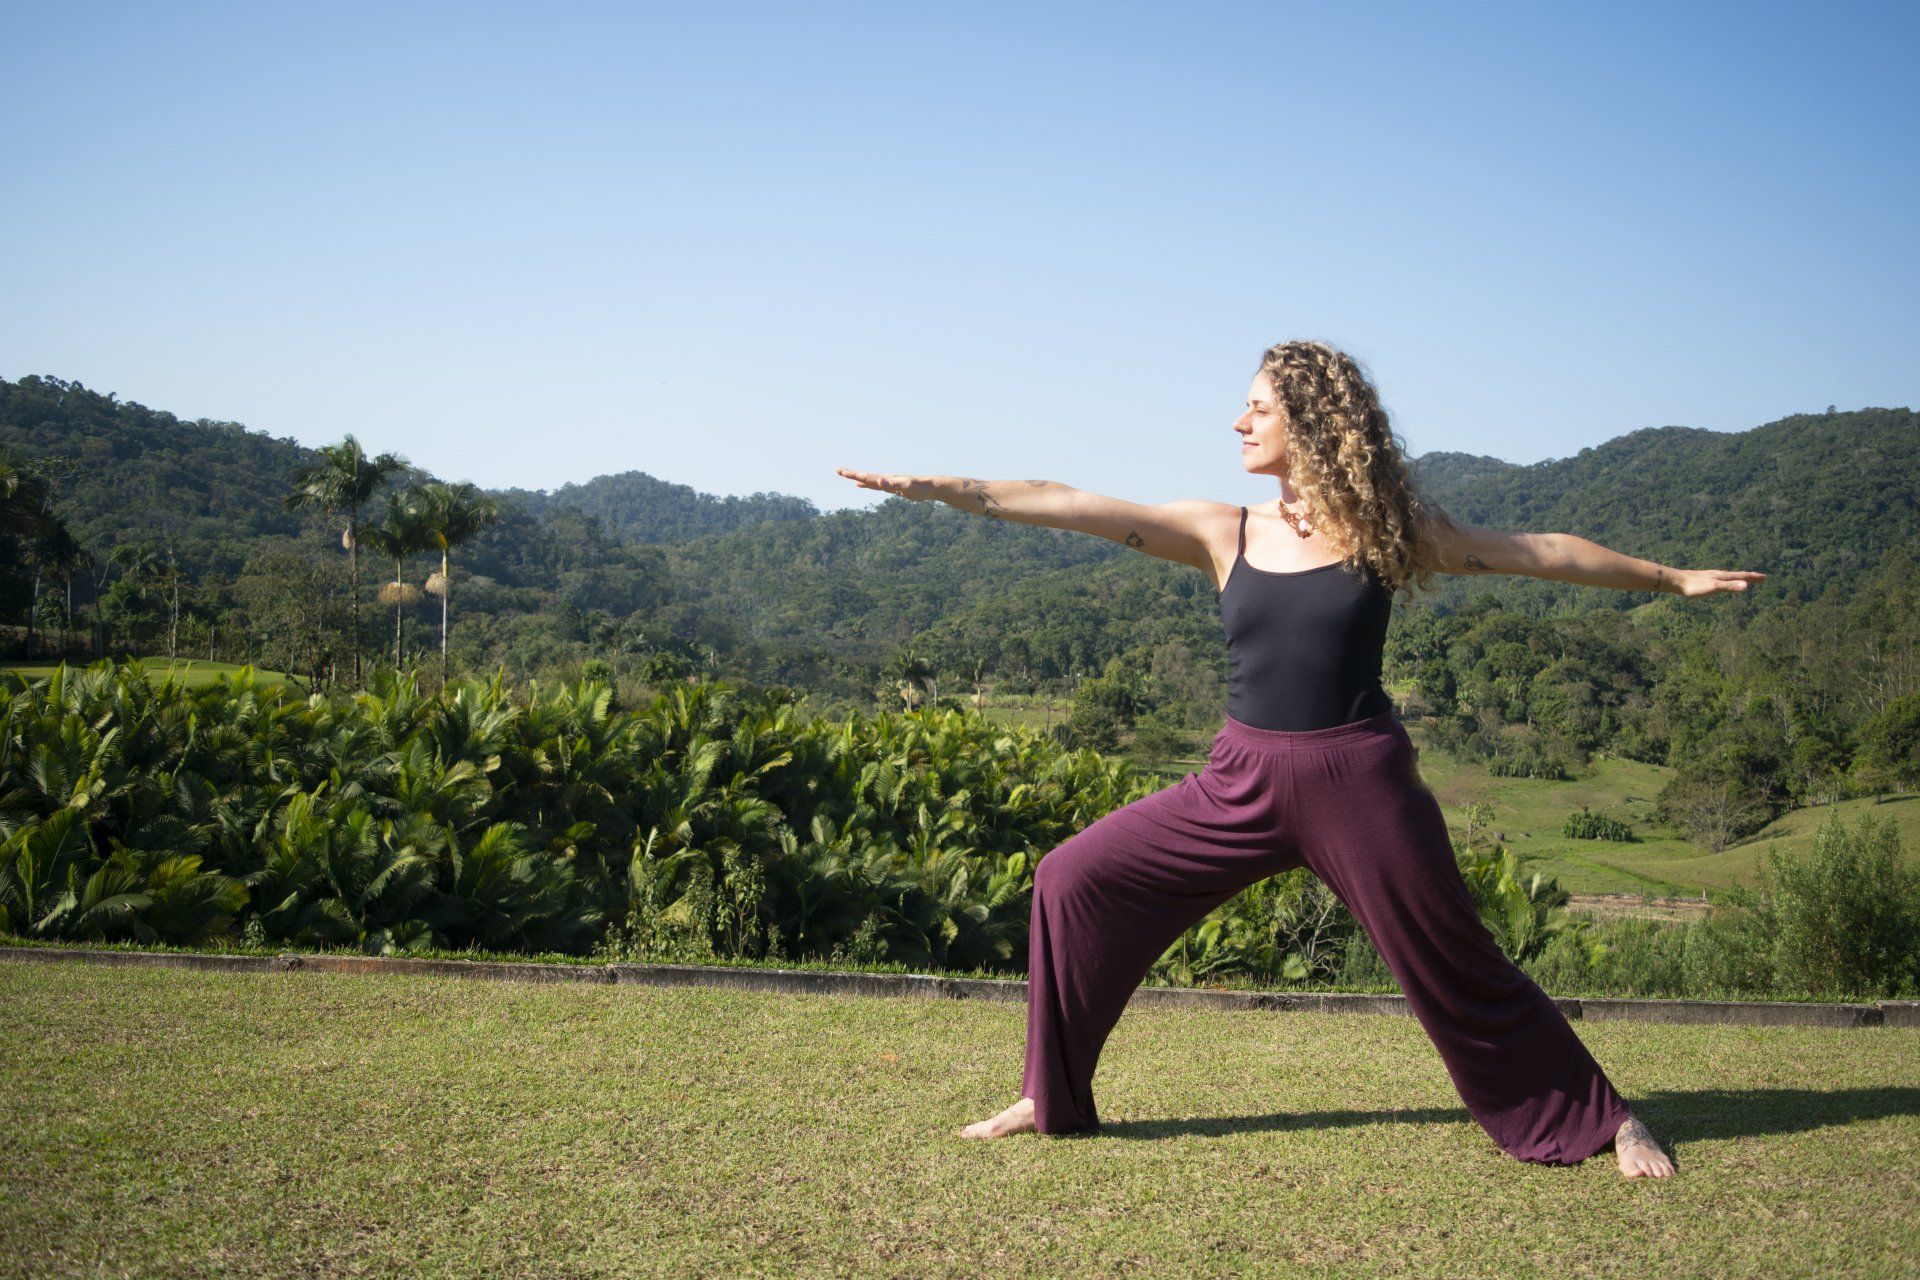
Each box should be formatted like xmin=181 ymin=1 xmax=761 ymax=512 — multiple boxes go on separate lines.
xmin=3 ymin=961 xmax=1915 ymax=1278
xmin=3 ymin=659 xmax=294 ymax=690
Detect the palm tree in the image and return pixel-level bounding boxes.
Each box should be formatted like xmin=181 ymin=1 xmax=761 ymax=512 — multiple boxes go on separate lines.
xmin=106 ymin=542 xmax=164 ymax=653
xmin=0 ymin=448 xmax=57 ymax=540
xmin=361 ymin=491 xmax=432 ymax=672
xmin=410 ymin=481 xmax=501 ymax=687
xmin=284 ymin=436 xmax=408 ymax=686
xmin=884 ymin=645 xmax=935 ymax=711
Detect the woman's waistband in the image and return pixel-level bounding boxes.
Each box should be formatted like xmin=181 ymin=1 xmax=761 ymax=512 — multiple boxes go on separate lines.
xmin=1218 ymin=708 xmax=1403 ymax=749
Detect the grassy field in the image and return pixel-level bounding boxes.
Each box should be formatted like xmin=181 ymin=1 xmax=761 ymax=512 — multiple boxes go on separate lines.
xmin=4 ymin=658 xmax=295 ymax=689
xmin=2 ymin=961 xmax=1915 ymax=1278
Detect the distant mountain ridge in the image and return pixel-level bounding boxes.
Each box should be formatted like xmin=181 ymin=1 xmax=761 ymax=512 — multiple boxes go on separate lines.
xmin=499 ymin=471 xmax=818 ymax=544
xmin=2 ymin=373 xmax=1912 ymax=616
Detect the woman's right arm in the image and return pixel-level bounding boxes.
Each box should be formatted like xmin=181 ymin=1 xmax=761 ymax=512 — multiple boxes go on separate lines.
xmin=834 ymin=469 xmax=1224 ymax=578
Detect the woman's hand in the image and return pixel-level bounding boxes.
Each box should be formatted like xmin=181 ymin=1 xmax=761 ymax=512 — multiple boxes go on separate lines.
xmin=835 ymin=468 xmax=944 ymax=502
xmin=1669 ymin=567 xmax=1768 ymax=597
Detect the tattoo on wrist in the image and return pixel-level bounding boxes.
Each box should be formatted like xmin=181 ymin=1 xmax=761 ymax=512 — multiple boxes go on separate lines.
xmin=1463 ymin=554 xmax=1491 ymax=572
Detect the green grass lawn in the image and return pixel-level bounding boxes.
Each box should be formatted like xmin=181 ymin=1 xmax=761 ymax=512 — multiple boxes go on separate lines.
xmin=4 ymin=658 xmax=295 ymax=690
xmin=3 ymin=962 xmax=1915 ymax=1278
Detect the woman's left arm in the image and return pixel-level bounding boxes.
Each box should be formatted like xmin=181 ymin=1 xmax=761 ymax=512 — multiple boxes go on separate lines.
xmin=1543 ymin=532 xmax=1766 ymax=597
xmin=1432 ymin=519 xmax=1766 ymax=597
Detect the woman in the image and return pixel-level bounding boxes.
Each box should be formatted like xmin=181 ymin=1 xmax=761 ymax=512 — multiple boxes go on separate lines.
xmin=837 ymin=340 xmax=1763 ymax=1178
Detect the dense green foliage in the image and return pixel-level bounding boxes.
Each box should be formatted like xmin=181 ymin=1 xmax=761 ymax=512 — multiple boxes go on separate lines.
xmin=1562 ymin=806 xmax=1637 ymax=842
xmin=0 ymin=663 xmax=1160 ymax=972
xmin=502 ymin=470 xmax=818 ymax=543
xmin=5 ymin=662 xmax=1913 ymax=1000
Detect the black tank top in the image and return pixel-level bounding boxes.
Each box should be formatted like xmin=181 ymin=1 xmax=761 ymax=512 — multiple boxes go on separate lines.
xmin=1219 ymin=505 xmax=1394 ymax=731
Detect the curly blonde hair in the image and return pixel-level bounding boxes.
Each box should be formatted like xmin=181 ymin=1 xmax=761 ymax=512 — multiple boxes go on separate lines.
xmin=1257 ymin=339 xmax=1455 ymax=606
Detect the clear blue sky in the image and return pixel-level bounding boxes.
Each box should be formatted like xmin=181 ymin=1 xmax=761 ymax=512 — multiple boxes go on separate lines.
xmin=3 ymin=1 xmax=1914 ymax=514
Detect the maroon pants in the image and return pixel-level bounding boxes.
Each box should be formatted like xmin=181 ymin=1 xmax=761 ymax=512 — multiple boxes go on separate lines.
xmin=1021 ymin=709 xmax=1633 ymax=1165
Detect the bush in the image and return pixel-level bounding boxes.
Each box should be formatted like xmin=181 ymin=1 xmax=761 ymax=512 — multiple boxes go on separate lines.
xmin=1582 ymin=917 xmax=1691 ymax=997
xmin=1762 ymin=810 xmax=1920 ymax=999
xmin=1333 ymin=930 xmax=1397 ymax=992
xmin=1561 ymin=805 xmax=1637 ymax=842
xmin=1520 ymin=926 xmax=1606 ymax=996
xmin=1678 ymin=894 xmax=1775 ymax=998
xmin=1453 ymin=843 xmax=1573 ymax=964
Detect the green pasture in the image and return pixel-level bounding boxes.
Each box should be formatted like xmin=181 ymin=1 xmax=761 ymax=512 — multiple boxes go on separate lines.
xmin=2 ymin=960 xmax=1914 ymax=1278
xmin=1094 ymin=713 xmax=1919 ymax=901
xmin=1405 ymin=728 xmax=1919 ymax=898
xmin=3 ymin=659 xmax=295 ymax=690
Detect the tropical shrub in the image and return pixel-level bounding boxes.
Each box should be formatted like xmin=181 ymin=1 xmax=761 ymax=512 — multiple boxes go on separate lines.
xmin=1562 ymin=805 xmax=1637 ymax=842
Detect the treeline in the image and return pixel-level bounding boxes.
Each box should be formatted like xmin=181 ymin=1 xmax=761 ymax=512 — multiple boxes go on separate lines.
xmin=4 ymin=663 xmax=1915 ymax=1002
xmin=2 ymin=373 xmax=1916 ymax=821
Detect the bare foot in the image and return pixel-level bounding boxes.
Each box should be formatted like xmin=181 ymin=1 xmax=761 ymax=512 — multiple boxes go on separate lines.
xmin=1614 ymin=1114 xmax=1676 ymax=1178
xmin=960 ymin=1096 xmax=1037 ymax=1139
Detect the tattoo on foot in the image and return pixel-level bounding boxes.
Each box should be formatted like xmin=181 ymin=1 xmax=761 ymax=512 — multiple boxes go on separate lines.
xmin=1615 ymin=1116 xmax=1658 ymax=1151
xmin=1124 ymin=530 xmax=1144 ymax=549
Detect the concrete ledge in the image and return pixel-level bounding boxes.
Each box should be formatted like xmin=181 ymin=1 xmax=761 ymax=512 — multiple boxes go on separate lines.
xmin=610 ymin=962 xmax=943 ymax=1001
xmin=290 ymin=954 xmax=614 ymax=984
xmin=1876 ymin=1001 xmax=1920 ymax=1029
xmin=1 ymin=946 xmax=1910 ymax=1029
xmin=938 ymin=975 xmax=1028 ymax=1004
xmin=0 ymin=946 xmax=293 ymax=974
xmin=1579 ymin=996 xmax=1883 ymax=1028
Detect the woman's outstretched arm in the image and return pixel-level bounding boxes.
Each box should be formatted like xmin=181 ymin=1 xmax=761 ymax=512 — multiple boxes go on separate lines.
xmin=1432 ymin=516 xmax=1766 ymax=597
xmin=834 ymin=469 xmax=1224 ymax=577
xmin=834 ymin=469 xmax=1077 ymax=524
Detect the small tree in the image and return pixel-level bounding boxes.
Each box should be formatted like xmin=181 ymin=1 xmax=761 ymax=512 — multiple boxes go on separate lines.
xmin=409 ymin=481 xmax=501 ymax=688
xmin=361 ymin=490 xmax=432 ymax=673
xmin=284 ymin=436 xmax=408 ymax=686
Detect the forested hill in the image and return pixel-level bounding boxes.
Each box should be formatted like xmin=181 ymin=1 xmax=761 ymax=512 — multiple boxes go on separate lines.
xmin=0 ymin=376 xmax=312 ymax=573
xmin=500 ymin=472 xmax=818 ymax=543
xmin=0 ymin=376 xmax=817 ymax=576
xmin=4 ymin=370 xmax=1914 ymax=634
xmin=1419 ymin=409 xmax=1919 ymax=602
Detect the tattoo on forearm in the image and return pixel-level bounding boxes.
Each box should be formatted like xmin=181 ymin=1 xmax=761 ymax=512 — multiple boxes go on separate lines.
xmin=1023 ymin=479 xmax=1050 ymax=488
xmin=955 ymin=478 xmax=1005 ymax=518
xmin=1464 ymin=554 xmax=1492 ymax=571
xmin=1124 ymin=530 xmax=1144 ymax=549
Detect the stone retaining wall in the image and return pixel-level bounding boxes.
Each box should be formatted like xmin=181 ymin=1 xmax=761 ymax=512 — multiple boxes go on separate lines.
xmin=3 ymin=946 xmax=1914 ymax=1029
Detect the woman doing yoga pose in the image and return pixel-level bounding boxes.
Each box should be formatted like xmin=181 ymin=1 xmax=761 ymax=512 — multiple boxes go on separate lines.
xmin=838 ymin=339 xmax=1765 ymax=1178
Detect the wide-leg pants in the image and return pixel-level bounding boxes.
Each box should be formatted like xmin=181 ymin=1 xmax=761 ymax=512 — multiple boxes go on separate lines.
xmin=1020 ymin=708 xmax=1634 ymax=1166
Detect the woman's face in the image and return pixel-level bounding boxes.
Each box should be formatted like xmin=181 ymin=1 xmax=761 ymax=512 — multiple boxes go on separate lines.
xmin=1233 ymin=372 xmax=1288 ymax=476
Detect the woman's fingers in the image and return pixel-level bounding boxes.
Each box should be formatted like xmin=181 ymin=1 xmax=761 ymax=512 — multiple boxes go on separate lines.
xmin=835 ymin=468 xmax=933 ymax=499
xmin=1684 ymin=569 xmax=1768 ymax=596
xmin=836 ymin=467 xmax=892 ymax=491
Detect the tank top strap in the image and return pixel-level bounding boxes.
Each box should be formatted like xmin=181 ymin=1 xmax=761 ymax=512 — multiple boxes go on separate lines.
xmin=1236 ymin=505 xmax=1248 ymax=559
